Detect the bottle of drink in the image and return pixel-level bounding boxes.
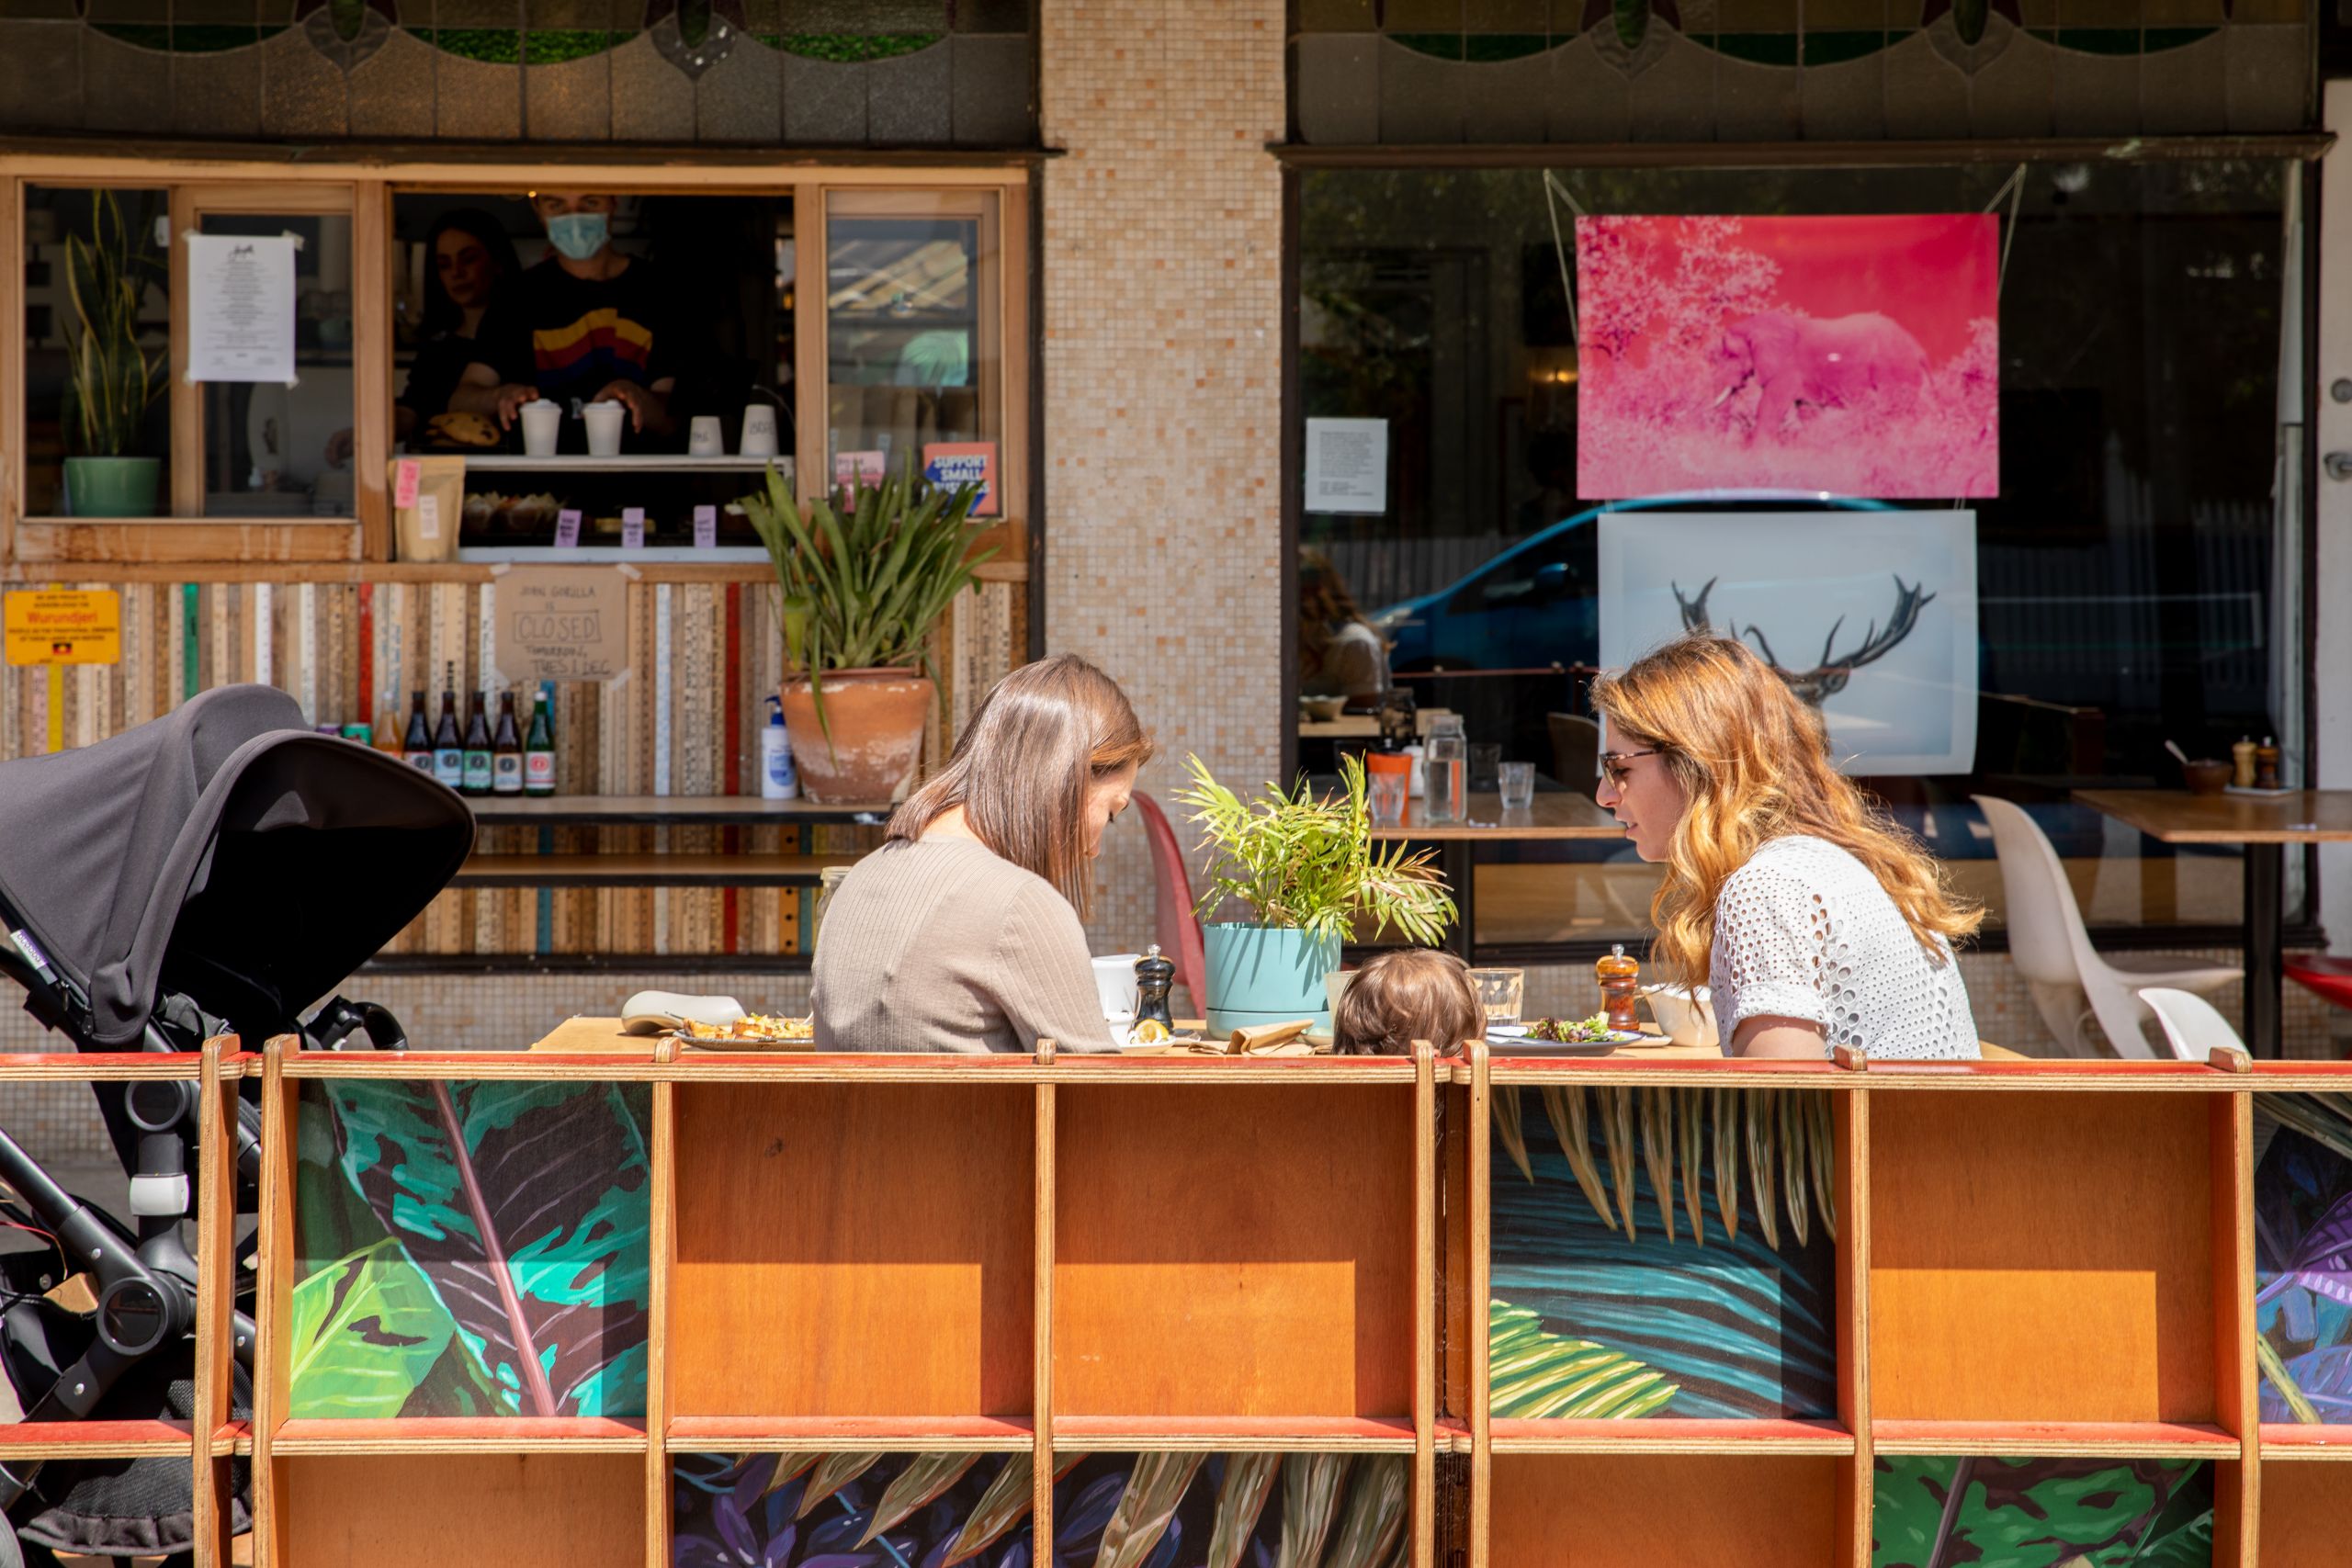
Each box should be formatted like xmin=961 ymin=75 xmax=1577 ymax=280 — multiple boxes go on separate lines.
xmin=431 ymin=671 xmax=464 ymax=790
xmin=402 ymin=691 xmax=434 ymax=773
xmin=1423 ymin=713 xmax=1466 ymax=825
xmin=491 ymin=691 xmax=524 ymax=795
xmin=524 ymin=689 xmax=557 ymax=797
xmin=1597 ymin=943 xmax=1641 ymax=1033
xmin=461 ymin=692 xmax=494 ymax=795
xmin=372 ymin=689 xmax=405 ymax=756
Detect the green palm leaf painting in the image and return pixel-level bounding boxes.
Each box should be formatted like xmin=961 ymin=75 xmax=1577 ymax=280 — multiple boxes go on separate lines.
xmin=1871 ymin=1456 xmax=2213 ymax=1568
xmin=1488 ymin=1301 xmax=1679 ymax=1418
xmin=288 ymin=1236 xmax=460 ymax=1418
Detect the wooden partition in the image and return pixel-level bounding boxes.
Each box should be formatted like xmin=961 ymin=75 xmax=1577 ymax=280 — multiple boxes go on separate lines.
xmin=30 ymin=1040 xmax=2352 ymax=1564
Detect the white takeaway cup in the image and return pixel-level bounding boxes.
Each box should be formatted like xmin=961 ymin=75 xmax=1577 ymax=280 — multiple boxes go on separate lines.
xmin=581 ymin=400 xmax=626 ymax=457
xmin=740 ymin=403 xmax=779 ymax=458
xmin=518 ymin=399 xmax=562 ymax=457
xmin=687 ymin=415 xmax=724 ymax=457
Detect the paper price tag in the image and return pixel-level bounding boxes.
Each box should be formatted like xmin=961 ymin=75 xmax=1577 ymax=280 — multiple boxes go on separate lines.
xmin=554 ymin=509 xmax=581 ymax=548
xmin=393 ymin=459 xmax=421 ymax=509
xmin=621 ymin=507 xmax=646 ymax=550
xmin=693 ymin=505 xmax=717 ymax=549
xmin=416 ymin=492 xmax=441 ymax=540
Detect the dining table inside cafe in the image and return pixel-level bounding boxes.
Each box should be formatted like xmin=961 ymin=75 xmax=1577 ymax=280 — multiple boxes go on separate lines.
xmin=2075 ymin=787 xmax=2352 ymax=1058
xmin=1365 ymin=786 xmax=1624 ymax=960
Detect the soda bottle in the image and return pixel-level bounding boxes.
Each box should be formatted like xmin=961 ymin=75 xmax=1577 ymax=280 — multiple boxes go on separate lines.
xmin=491 ymin=691 xmax=524 ymax=795
xmin=402 ymin=691 xmax=434 ymax=773
xmin=524 ymin=689 xmax=557 ymax=797
xmin=431 ymin=669 xmax=464 ymax=790
xmin=461 ymin=693 xmax=494 ymax=796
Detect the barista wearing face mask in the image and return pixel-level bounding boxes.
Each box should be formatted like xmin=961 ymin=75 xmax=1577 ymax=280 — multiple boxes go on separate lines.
xmin=451 ymin=192 xmax=680 ymax=444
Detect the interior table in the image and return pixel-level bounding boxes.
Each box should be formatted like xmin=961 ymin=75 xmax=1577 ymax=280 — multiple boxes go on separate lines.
xmin=1369 ymin=791 xmax=1624 ymax=959
xmin=2074 ymin=789 xmax=2352 ymax=1056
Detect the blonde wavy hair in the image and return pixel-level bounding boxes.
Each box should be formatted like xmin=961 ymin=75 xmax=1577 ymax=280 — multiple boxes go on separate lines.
xmin=1589 ymin=635 xmax=1981 ymax=988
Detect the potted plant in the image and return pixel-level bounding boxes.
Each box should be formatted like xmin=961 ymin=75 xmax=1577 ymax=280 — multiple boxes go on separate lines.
xmin=62 ymin=190 xmax=165 ymax=518
xmin=740 ymin=460 xmax=994 ymax=803
xmin=1175 ymin=753 xmax=1456 ymax=1034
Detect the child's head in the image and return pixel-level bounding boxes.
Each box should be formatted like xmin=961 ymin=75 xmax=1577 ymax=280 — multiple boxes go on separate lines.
xmin=1333 ymin=949 xmax=1485 ymax=1057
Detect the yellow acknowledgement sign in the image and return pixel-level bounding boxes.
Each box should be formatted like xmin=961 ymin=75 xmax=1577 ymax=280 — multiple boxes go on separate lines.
xmin=5 ymin=589 xmax=121 ymax=666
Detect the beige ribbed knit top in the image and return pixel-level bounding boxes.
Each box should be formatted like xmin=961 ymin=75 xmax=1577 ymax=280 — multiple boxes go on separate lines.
xmin=809 ymin=835 xmax=1117 ymax=1055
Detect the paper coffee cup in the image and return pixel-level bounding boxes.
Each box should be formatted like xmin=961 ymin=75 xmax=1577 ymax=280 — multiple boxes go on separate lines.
xmin=519 ymin=400 xmax=562 ymax=457
xmin=688 ymin=415 xmax=723 ymax=457
xmin=582 ymin=400 xmax=626 ymax=457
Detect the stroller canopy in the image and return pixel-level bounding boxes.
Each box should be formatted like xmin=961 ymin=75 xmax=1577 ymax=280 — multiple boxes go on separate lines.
xmin=0 ymin=685 xmax=473 ymax=1046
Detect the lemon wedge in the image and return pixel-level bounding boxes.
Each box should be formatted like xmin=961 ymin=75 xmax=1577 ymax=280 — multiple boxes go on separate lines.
xmin=1129 ymin=1019 xmax=1171 ymax=1045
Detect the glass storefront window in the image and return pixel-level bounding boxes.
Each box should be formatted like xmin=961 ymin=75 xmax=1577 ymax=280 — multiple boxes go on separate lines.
xmin=22 ymin=186 xmax=171 ymax=518
xmin=824 ymin=190 xmax=1002 ymax=498
xmin=198 ymin=211 xmax=356 ymax=519
xmin=1296 ymin=162 xmax=2296 ymax=946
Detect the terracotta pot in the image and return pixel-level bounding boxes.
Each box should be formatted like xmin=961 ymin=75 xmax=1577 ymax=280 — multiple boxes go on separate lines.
xmin=779 ymin=669 xmax=934 ymax=805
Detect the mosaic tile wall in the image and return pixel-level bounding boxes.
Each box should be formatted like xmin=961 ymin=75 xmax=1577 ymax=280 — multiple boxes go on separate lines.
xmin=1037 ymin=0 xmax=1290 ymax=952
xmin=0 ymin=2 xmax=1033 ymax=144
xmin=1293 ymin=0 xmax=2312 ymax=141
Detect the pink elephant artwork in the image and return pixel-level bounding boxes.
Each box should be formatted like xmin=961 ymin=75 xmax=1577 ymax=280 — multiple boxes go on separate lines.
xmin=1576 ymin=214 xmax=1999 ymax=500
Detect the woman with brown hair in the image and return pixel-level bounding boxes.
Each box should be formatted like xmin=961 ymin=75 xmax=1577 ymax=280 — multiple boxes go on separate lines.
xmin=1299 ymin=548 xmax=1391 ymax=705
xmin=1590 ymin=635 xmax=1982 ymax=1060
xmin=811 ymin=654 xmax=1155 ymax=1054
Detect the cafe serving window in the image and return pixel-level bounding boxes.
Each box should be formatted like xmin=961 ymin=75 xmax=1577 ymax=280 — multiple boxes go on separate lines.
xmin=2 ymin=165 xmax=1030 ymax=568
xmin=1293 ymin=159 xmax=2306 ymax=950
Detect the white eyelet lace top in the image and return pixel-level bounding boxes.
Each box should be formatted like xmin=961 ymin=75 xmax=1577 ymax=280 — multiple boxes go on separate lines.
xmin=1710 ymin=835 xmax=1979 ymax=1060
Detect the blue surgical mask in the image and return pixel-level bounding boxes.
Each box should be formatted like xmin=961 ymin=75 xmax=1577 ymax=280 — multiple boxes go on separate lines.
xmin=546 ymin=211 xmax=608 ymax=262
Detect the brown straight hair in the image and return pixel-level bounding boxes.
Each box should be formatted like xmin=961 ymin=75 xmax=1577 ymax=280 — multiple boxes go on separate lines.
xmin=1332 ymin=948 xmax=1485 ymax=1057
xmin=888 ymin=654 xmax=1156 ymax=918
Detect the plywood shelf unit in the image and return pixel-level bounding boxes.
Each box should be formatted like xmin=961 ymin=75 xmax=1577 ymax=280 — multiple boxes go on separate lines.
xmin=236 ymin=1042 xmax=1442 ymax=1568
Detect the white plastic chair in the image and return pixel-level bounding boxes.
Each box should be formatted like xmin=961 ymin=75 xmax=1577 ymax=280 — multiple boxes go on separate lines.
xmin=1973 ymin=795 xmax=2240 ymax=1058
xmin=2138 ymin=987 xmax=2245 ymax=1063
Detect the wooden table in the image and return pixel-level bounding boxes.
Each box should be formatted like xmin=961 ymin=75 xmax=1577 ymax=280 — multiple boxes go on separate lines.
xmin=2075 ymin=789 xmax=2352 ymax=1055
xmin=1369 ymin=791 xmax=1623 ymax=959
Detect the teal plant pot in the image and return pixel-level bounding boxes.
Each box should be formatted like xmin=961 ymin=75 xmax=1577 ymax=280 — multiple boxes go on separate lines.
xmin=1202 ymin=922 xmax=1341 ymax=1035
xmin=63 ymin=457 xmax=161 ymax=518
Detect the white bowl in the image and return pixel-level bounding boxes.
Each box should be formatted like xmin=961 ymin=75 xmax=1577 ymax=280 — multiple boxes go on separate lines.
xmin=1641 ymin=984 xmax=1718 ymax=1047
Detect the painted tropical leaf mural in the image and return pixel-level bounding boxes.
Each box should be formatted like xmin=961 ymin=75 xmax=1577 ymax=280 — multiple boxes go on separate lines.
xmin=1490 ymin=1085 xmax=1838 ymax=1417
xmin=1487 ymin=1302 xmax=1677 ymax=1418
xmin=295 ymin=1079 xmax=652 ymax=1418
xmin=671 ymin=1450 xmax=1406 ymax=1568
xmin=1870 ymin=1456 xmax=2212 ymax=1568
xmin=2254 ymin=1092 xmax=2352 ymax=1424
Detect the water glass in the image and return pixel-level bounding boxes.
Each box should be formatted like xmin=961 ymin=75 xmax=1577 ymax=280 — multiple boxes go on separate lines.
xmin=1470 ymin=742 xmax=1502 ymax=793
xmin=1467 ymin=967 xmax=1525 ymax=1026
xmin=1368 ymin=770 xmax=1408 ymax=827
xmin=1498 ymin=761 xmax=1535 ymax=810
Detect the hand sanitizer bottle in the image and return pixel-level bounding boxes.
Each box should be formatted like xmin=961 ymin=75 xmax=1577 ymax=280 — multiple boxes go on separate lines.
xmin=761 ymin=696 xmax=798 ymax=801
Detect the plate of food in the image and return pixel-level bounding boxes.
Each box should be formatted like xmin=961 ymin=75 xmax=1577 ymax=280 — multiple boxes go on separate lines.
xmin=1488 ymin=1014 xmax=1650 ymax=1053
xmin=673 ymin=1013 xmax=815 ymax=1049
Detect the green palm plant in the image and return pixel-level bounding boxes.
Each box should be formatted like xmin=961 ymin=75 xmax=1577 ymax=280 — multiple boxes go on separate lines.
xmin=738 ymin=458 xmax=995 ymax=748
xmin=62 ymin=190 xmax=164 ymax=460
xmin=1174 ymin=752 xmax=1455 ymax=946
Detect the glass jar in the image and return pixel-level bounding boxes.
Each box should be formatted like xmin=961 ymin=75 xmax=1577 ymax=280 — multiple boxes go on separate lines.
xmin=1423 ymin=715 xmax=1466 ymax=826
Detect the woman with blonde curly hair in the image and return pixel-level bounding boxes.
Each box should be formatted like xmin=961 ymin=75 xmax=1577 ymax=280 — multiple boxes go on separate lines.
xmin=1590 ymin=635 xmax=1982 ymax=1060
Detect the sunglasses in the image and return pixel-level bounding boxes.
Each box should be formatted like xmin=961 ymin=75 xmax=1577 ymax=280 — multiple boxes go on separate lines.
xmin=1599 ymin=748 xmax=1661 ymax=787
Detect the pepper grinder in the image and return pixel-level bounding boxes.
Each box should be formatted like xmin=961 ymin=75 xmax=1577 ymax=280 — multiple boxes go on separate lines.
xmin=1133 ymin=945 xmax=1176 ymax=1034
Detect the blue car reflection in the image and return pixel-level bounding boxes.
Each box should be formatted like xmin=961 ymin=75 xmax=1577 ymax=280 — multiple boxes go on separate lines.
xmin=1373 ymin=492 xmax=1899 ymax=672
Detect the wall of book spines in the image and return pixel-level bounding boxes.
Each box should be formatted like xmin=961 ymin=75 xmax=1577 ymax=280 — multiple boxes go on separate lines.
xmin=0 ymin=575 xmax=1023 ymax=956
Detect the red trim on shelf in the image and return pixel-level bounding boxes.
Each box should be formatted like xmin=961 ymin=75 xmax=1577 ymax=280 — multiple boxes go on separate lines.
xmin=1051 ymin=1416 xmax=1415 ymax=1441
xmin=273 ymin=1416 xmax=646 ymax=1445
xmin=1487 ymin=1417 xmax=1853 ymax=1449
xmin=2260 ymin=1423 xmax=2352 ymax=1452
xmin=1871 ymin=1419 xmax=2238 ymax=1452
xmin=0 ymin=1418 xmax=192 ymax=1449
xmin=669 ymin=1416 xmax=1034 ymax=1444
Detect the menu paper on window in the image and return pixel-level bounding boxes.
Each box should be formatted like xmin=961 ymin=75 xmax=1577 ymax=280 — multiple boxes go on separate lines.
xmin=1305 ymin=418 xmax=1388 ymax=514
xmin=4 ymin=590 xmax=121 ymax=667
xmin=184 ymin=231 xmax=299 ymax=386
xmin=693 ymin=505 xmax=717 ymax=549
xmin=492 ymin=567 xmax=630 ymax=684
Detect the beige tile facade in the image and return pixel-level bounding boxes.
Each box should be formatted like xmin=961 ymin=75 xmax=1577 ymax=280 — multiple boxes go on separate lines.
xmin=1038 ymin=0 xmax=1290 ymax=952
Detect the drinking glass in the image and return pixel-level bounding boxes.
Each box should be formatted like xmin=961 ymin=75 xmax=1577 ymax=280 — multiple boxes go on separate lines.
xmin=1498 ymin=761 xmax=1535 ymax=810
xmin=1467 ymin=967 xmax=1525 ymax=1026
xmin=1368 ymin=771 xmax=1408 ymax=827
xmin=1470 ymin=742 xmax=1502 ymax=793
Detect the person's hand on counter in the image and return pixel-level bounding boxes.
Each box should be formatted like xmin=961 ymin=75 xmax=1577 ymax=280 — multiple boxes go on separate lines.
xmin=592 ymin=378 xmax=674 ymax=436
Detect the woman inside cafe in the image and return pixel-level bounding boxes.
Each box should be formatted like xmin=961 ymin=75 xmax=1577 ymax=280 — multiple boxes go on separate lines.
xmin=1591 ymin=635 xmax=1981 ymax=1061
xmin=811 ymin=655 xmax=1153 ymax=1054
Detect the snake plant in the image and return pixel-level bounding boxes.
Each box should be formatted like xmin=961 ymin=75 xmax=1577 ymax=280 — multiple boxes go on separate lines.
xmin=62 ymin=190 xmax=164 ymax=460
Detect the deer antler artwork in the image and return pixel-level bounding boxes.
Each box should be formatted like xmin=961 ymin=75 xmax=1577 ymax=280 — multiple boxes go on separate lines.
xmin=1671 ymin=575 xmax=1937 ymax=707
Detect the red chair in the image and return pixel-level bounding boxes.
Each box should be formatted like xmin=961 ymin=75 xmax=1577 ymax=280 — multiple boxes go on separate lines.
xmin=1133 ymin=791 xmax=1207 ymax=1007
xmin=2287 ymin=955 xmax=2352 ymax=1012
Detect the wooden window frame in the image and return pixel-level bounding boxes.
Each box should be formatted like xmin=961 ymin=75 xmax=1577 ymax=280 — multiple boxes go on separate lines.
xmin=1 ymin=156 xmax=1034 ymax=571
